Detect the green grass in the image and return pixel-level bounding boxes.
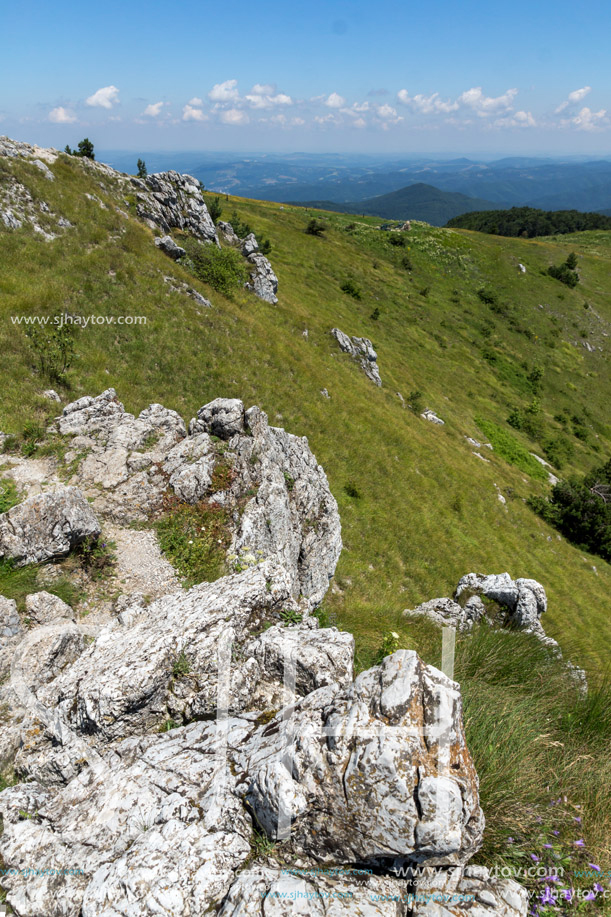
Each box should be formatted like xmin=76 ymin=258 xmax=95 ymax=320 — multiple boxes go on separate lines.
xmin=0 ymin=478 xmax=21 ymax=513
xmin=475 ymin=417 xmax=548 ymax=480
xmin=0 ymin=147 xmax=610 ymax=883
xmin=156 ymin=499 xmax=233 ymax=586
xmin=0 ymin=559 xmax=81 ymax=613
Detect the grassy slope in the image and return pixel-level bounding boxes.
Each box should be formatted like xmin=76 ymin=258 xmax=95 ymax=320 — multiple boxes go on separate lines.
xmin=0 ymin=153 xmax=610 ymax=676
xmin=1 ymin=150 xmax=610 ymax=891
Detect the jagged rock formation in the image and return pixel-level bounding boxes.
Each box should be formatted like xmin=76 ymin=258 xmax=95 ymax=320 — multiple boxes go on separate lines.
xmin=0 ymin=487 xmax=101 ymax=566
xmin=0 ymin=390 xmax=530 ymax=917
xmin=331 ymin=328 xmax=382 ymax=385
xmin=131 ymin=171 xmax=219 ymax=245
xmin=245 ymin=251 xmax=279 ymax=303
xmin=421 ymin=409 xmax=445 ymax=425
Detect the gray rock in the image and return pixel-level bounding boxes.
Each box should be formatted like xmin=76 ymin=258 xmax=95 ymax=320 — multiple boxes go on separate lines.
xmin=219 ymin=866 xmax=406 ymax=916
xmin=0 ymin=487 xmax=101 ymax=566
xmin=421 ymin=409 xmax=445 ymax=425
xmin=239 ymin=650 xmax=484 ymax=865
xmin=217 ymin=221 xmax=240 ymax=245
xmin=0 ymin=595 xmax=22 ymax=680
xmin=24 ymin=592 xmax=75 ymax=625
xmin=42 ymin=388 xmax=61 ymax=402
xmin=154 ymin=234 xmax=186 ymax=260
xmin=246 ymin=252 xmax=279 ymax=304
xmin=404 ymin=596 xmax=485 ymax=632
xmin=454 ymin=572 xmax=547 ymax=632
xmin=241 ymin=232 xmax=259 ymax=256
xmin=331 ymin=328 xmax=382 ymax=386
xmin=189 ymin=397 xmax=246 ymax=439
xmin=133 ymin=171 xmax=219 ymax=245
xmin=1 ymin=209 xmax=21 ymax=229
xmin=32 ymin=159 xmax=54 ymax=180
xmin=411 ymin=865 xmax=528 ymax=916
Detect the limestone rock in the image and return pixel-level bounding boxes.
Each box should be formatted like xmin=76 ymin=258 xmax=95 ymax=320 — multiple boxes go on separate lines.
xmin=238 ymin=650 xmax=484 ymax=865
xmin=411 ymin=864 xmax=528 ymax=916
xmin=0 ymin=596 xmax=22 ymax=680
xmin=241 ymin=232 xmax=259 ymax=256
xmin=421 ymin=409 xmax=444 ymax=425
xmin=132 ymin=171 xmax=219 ymax=245
xmin=188 ymin=397 xmax=246 ymax=439
xmin=0 ymin=487 xmax=101 ymax=566
xmin=246 ymin=252 xmax=279 ymax=303
xmin=404 ymin=596 xmax=486 ymax=632
xmin=24 ymin=592 xmax=76 ymax=625
xmin=217 ymin=221 xmax=240 ymax=245
xmin=219 ymin=866 xmax=406 ymax=916
xmin=154 ymin=234 xmax=186 ymax=260
xmin=331 ymin=328 xmax=382 ymax=386
xmin=42 ymin=389 xmax=61 ymax=402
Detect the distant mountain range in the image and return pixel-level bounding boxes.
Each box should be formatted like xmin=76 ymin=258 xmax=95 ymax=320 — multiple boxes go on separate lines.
xmin=286 ymin=183 xmax=501 ymax=226
xmin=100 ymin=150 xmax=611 ymax=221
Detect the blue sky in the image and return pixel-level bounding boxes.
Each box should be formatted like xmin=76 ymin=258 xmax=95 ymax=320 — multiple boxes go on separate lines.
xmin=2 ymin=0 xmax=610 ymax=153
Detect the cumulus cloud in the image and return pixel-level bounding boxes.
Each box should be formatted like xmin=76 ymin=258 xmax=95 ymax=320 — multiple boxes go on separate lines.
xmin=376 ymin=103 xmax=398 ymax=119
xmin=325 ymin=92 xmax=346 ymax=108
xmin=208 ymin=80 xmax=240 ymax=103
xmin=245 ymin=85 xmax=293 ymax=109
xmin=182 ymin=103 xmax=207 ymax=122
xmin=143 ymin=101 xmax=164 ymax=117
xmin=49 ymin=106 xmax=77 ymax=124
xmin=555 ymin=86 xmax=592 ymax=113
xmin=562 ymin=106 xmax=608 ymax=131
xmin=494 ymin=110 xmax=536 ymax=128
xmin=397 ymin=90 xmax=458 ymax=113
xmin=458 ymin=86 xmax=518 ymax=114
xmin=188 ymin=97 xmax=204 ymax=107
xmin=86 ymin=85 xmax=120 ymax=109
xmin=220 ymin=108 xmax=249 ymax=125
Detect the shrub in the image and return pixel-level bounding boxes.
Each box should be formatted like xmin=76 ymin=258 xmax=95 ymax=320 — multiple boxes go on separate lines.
xmin=208 ymin=196 xmax=223 ymax=224
xmin=401 ymin=255 xmax=413 ymax=271
xmin=230 ymin=210 xmax=251 ymax=237
xmin=542 ymin=434 xmax=574 ymax=469
xmin=305 ymin=218 xmax=325 ymax=237
xmin=136 ymin=158 xmax=147 ymax=178
xmin=77 ymin=536 xmax=116 ymax=579
xmin=528 ymin=458 xmax=611 ymax=561
xmin=344 ymin=482 xmax=361 ymax=499
xmin=340 ymin=279 xmax=362 ymax=300
xmin=477 ymin=288 xmax=497 ymax=306
xmin=548 ymin=254 xmax=579 ymax=288
xmin=370 ymin=307 xmax=381 ymax=321
xmin=259 ymin=238 xmax=272 ymax=255
xmin=388 ymin=234 xmax=405 ymax=247
xmin=187 ymin=243 xmax=248 ymax=296
xmin=24 ymin=317 xmax=77 ymax=383
xmin=65 ymin=138 xmax=95 ymax=160
xmin=408 ymin=390 xmax=425 ymax=414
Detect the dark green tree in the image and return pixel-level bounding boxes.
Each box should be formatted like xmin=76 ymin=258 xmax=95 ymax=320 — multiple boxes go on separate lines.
xmin=76 ymin=138 xmax=95 ymax=160
xmin=208 ymin=196 xmax=223 ymax=224
xmin=565 ymin=251 xmax=578 ymax=270
xmin=137 ymin=158 xmax=147 ymax=178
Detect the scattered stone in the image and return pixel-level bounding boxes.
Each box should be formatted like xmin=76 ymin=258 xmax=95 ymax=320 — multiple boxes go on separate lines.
xmin=518 ymin=263 xmax=526 ymax=273
xmin=404 ymin=596 xmax=486 ymax=632
xmin=217 ymin=221 xmax=240 ymax=245
xmin=189 ymin=397 xmax=245 ymax=439
xmin=320 ymin=388 xmax=330 ymax=399
xmin=245 ymin=252 xmax=279 ymax=303
xmin=163 ymin=275 xmax=211 ymax=308
xmin=472 ymin=451 xmax=490 ymax=463
xmin=0 ymin=487 xmax=101 ymax=566
xmin=42 ymin=389 xmax=61 ymax=402
xmin=32 ymin=159 xmax=54 ymax=180
xmin=154 ymin=234 xmax=186 ymax=260
xmin=331 ymin=328 xmax=382 ymax=386
xmin=421 ymin=409 xmax=444 ymax=425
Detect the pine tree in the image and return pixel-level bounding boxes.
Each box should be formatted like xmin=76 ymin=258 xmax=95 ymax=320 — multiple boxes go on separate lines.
xmin=137 ymin=158 xmax=147 ymax=178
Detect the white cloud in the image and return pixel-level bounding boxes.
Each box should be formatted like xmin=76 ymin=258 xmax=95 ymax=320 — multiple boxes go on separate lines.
xmin=292 ymin=117 xmax=305 ymax=126
xmin=245 ymin=87 xmax=293 ymax=109
xmin=563 ymin=106 xmax=608 ymax=131
xmin=555 ymin=86 xmax=592 ymax=113
xmin=143 ymin=101 xmax=164 ymax=117
xmin=494 ymin=110 xmax=536 ymax=128
xmin=397 ymin=90 xmax=458 ymax=113
xmin=325 ymin=92 xmax=345 ymax=108
xmin=182 ymin=103 xmax=207 ymax=122
xmin=377 ymin=103 xmax=398 ymax=119
xmin=188 ymin=97 xmax=204 ymax=107
xmin=86 ymin=85 xmax=120 ymax=109
xmin=220 ymin=108 xmax=249 ymax=125
xmin=353 ymin=117 xmax=367 ymax=129
xmin=49 ymin=106 xmax=77 ymax=123
xmin=458 ymin=86 xmax=518 ymax=114
xmin=208 ymin=80 xmax=240 ymax=103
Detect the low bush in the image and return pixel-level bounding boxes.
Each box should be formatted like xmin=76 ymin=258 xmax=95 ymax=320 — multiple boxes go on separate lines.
xmin=187 ymin=242 xmax=248 ymax=296
xmin=475 ymin=417 xmax=548 ymax=480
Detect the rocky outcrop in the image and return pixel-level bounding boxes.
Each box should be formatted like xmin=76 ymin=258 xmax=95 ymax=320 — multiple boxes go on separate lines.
xmin=241 ymin=231 xmax=259 ymax=256
xmin=154 ymin=234 xmax=186 ymax=260
xmin=331 ymin=328 xmax=382 ymax=386
xmin=421 ymin=409 xmax=444 ymax=425
xmin=163 ymin=274 xmax=211 ymax=308
xmin=0 ymin=487 xmax=101 ymax=566
xmin=0 ymin=650 xmax=487 ymax=917
xmin=404 ymin=596 xmax=486 ymax=632
xmin=245 ymin=251 xmax=279 ymax=303
xmin=131 ymin=171 xmax=219 ymax=246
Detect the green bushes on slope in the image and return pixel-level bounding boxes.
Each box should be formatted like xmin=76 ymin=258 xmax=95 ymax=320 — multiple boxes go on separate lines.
xmin=447 ymin=206 xmax=611 ymax=237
